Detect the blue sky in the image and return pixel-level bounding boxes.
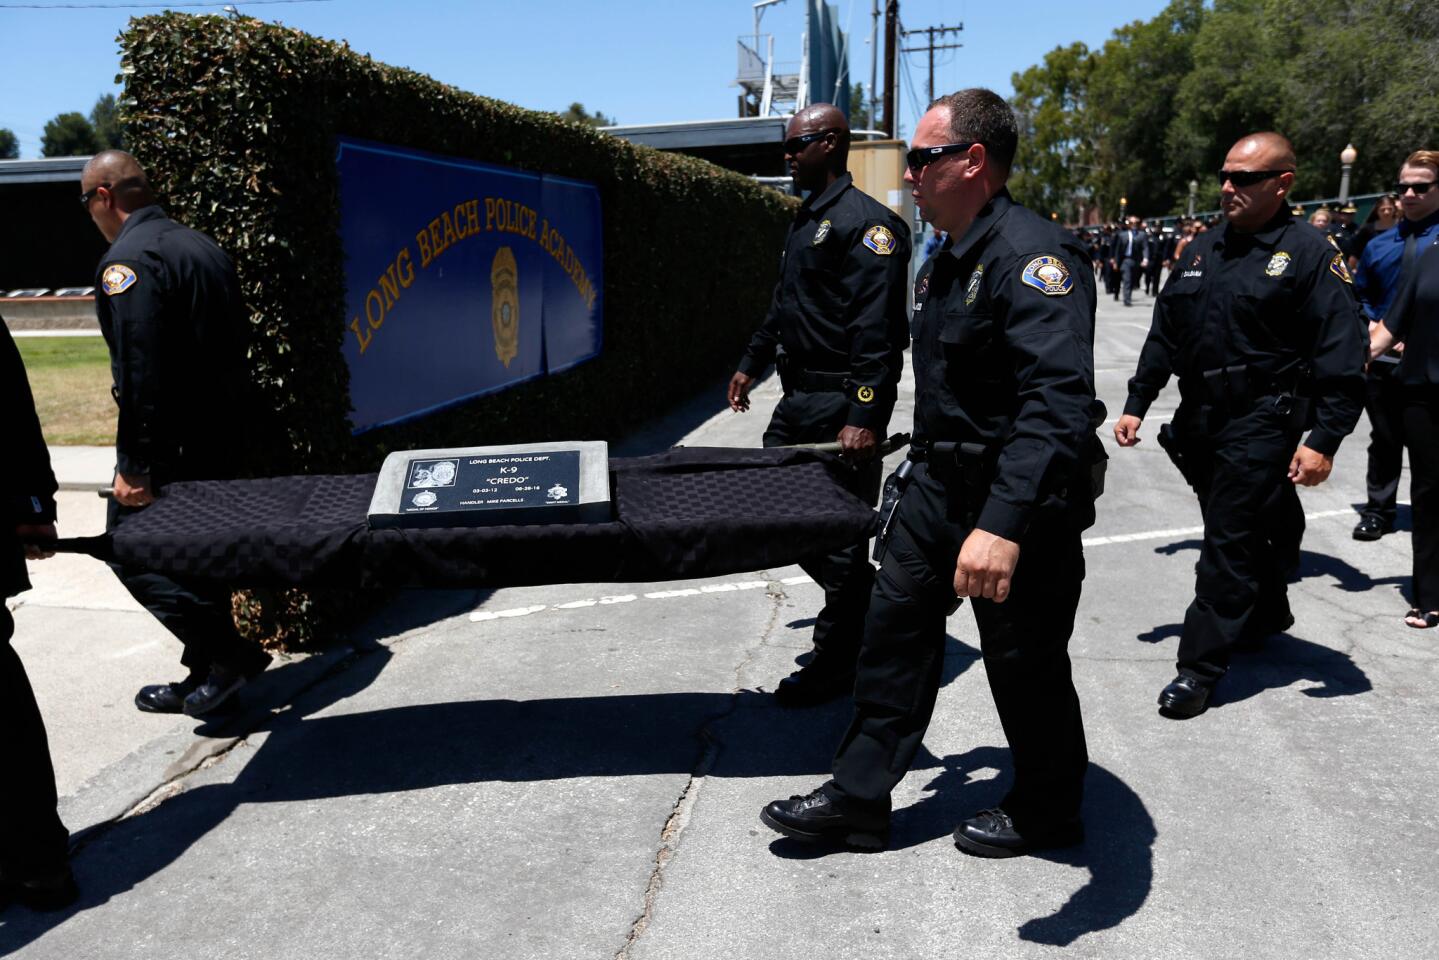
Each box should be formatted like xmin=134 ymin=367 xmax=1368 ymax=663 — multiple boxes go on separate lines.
xmin=0 ymin=0 xmax=1166 ymax=158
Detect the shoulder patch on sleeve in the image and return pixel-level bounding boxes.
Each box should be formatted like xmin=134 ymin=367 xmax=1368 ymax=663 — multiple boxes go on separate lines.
xmin=101 ymin=263 xmax=137 ymax=296
xmin=1020 ymin=255 xmax=1073 ymax=296
xmin=1329 ymin=252 xmax=1352 ymax=284
xmin=862 ymin=224 xmax=897 ymax=256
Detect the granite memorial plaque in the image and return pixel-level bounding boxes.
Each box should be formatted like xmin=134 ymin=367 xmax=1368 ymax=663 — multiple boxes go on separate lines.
xmin=367 ymin=441 xmax=610 ymax=528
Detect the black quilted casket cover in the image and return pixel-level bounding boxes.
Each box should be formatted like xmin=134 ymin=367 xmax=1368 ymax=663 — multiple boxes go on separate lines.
xmin=104 ymin=447 xmax=880 ymax=588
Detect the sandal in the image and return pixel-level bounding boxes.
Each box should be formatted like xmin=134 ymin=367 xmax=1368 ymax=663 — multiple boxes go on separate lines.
xmin=1403 ymin=609 xmax=1439 ymax=629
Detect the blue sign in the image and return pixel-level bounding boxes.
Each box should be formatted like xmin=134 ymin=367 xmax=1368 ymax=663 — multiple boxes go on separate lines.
xmin=336 ymin=139 xmax=603 ymax=433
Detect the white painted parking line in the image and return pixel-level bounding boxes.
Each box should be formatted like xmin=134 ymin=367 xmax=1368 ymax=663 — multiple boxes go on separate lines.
xmin=467 ymin=505 xmax=1387 ymax=623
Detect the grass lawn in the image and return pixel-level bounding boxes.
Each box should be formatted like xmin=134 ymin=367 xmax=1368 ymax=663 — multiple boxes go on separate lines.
xmin=15 ymin=336 xmax=116 ymax=446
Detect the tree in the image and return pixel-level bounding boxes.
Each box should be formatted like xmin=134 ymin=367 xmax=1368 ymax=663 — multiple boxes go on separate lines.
xmin=90 ymin=93 xmax=123 ymax=149
xmin=40 ymin=112 xmax=102 ymax=157
xmin=0 ymin=128 xmax=18 ymax=160
xmin=559 ymin=102 xmax=615 ymax=128
xmin=1084 ymin=0 xmax=1205 ymax=217
xmin=848 ymin=82 xmax=872 ymax=131
xmin=1008 ymin=43 xmax=1095 ymax=219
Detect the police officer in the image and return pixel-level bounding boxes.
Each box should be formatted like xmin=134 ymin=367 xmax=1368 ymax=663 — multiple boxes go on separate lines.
xmin=1115 ymin=132 xmax=1366 ymax=719
xmin=760 ymin=89 xmax=1103 ymax=857
xmin=80 ymin=151 xmax=269 ymax=717
xmin=728 ymin=105 xmax=911 ymax=706
xmin=1 ymin=315 xmax=77 ymax=910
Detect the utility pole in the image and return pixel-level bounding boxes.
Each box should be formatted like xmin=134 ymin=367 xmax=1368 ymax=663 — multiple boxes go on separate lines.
xmin=869 ymin=0 xmax=880 ymax=129
xmin=882 ymin=0 xmax=898 ymax=138
xmin=901 ymin=21 xmax=963 ymax=103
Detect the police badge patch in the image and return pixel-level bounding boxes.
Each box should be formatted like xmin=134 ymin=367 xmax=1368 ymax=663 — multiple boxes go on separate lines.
xmin=1020 ymin=255 xmax=1073 ymax=296
xmin=812 ymin=219 xmax=832 ymax=245
xmin=862 ymin=225 xmax=896 ymax=255
xmin=856 ymin=385 xmax=876 ymax=404
xmin=964 ymin=265 xmax=985 ymax=306
xmin=101 ymin=264 xmax=137 ymax=296
xmin=1329 ymin=252 xmax=1353 ymax=283
xmin=491 ymin=246 xmax=520 ymax=367
xmin=1265 ymin=252 xmax=1291 ymax=277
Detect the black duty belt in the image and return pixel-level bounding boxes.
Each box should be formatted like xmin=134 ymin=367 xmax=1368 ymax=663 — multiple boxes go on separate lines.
xmin=1194 ymin=363 xmax=1302 ymax=404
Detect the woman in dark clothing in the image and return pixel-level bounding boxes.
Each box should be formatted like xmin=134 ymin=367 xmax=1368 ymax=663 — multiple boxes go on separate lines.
xmin=1370 ymin=239 xmax=1439 ymax=627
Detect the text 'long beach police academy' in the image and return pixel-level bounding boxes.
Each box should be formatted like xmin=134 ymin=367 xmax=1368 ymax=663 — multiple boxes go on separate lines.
xmin=348 ymin=195 xmax=599 ymax=355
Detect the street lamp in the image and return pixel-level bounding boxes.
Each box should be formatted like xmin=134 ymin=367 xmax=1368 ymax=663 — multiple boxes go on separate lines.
xmin=1339 ymin=143 xmax=1357 ymax=205
xmin=1187 ymin=179 xmax=1198 ymax=217
xmin=1119 ymin=196 xmax=1128 ymax=221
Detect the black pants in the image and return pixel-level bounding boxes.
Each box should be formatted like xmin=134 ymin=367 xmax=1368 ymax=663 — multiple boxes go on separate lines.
xmin=1362 ymin=361 xmax=1406 ymax=526
xmin=106 ymin=497 xmax=265 ymax=676
xmin=827 ymin=463 xmax=1088 ymax=828
xmin=0 ymin=606 xmax=69 ymax=877
xmin=1403 ymin=386 xmax=1439 ymax=611
xmin=1176 ymin=404 xmax=1302 ymax=682
xmin=1102 ymin=260 xmax=1118 ymax=297
xmin=1145 ymin=260 xmax=1164 ymax=296
xmin=763 ymin=389 xmax=881 ymax=662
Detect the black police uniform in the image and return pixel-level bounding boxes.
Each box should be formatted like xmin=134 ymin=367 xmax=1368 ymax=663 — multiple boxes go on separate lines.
xmin=825 ymin=189 xmax=1102 ymax=832
xmin=94 ymin=205 xmax=265 ymax=680
xmin=0 ymin=318 xmax=70 ymax=883
xmin=736 ymin=173 xmax=911 ymax=666
xmin=1125 ymin=208 xmax=1366 ymax=684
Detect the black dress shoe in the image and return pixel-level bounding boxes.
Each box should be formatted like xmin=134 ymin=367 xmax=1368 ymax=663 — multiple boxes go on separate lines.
xmin=760 ymin=787 xmax=888 ymax=850
xmin=182 ymin=653 xmax=273 ymax=717
xmin=953 ymin=808 xmax=1083 ymax=858
xmin=1352 ymin=514 xmax=1390 ymax=541
xmin=1157 ymin=673 xmax=1212 ymax=719
xmin=134 ymin=676 xmax=201 ymax=714
xmin=0 ymin=865 xmax=79 ymax=912
xmin=774 ymin=653 xmax=855 ymax=707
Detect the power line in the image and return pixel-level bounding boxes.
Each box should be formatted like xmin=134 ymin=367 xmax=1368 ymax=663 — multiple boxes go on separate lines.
xmin=0 ymin=0 xmax=331 ymax=8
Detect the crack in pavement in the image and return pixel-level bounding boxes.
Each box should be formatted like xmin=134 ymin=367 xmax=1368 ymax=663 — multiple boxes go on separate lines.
xmin=65 ymin=639 xmax=396 ymax=858
xmin=615 ymin=574 xmax=787 ymax=959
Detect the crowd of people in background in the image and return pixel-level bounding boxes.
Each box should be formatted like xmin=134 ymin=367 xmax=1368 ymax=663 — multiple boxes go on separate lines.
xmin=1075 ymin=191 xmax=1411 ymax=298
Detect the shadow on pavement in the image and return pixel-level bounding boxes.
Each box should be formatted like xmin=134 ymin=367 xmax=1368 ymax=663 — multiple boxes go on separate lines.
xmin=0 ymin=632 xmax=976 ymax=952
xmin=1134 ymin=621 xmax=1370 ymax=706
xmin=770 ymin=745 xmax=1154 ymax=947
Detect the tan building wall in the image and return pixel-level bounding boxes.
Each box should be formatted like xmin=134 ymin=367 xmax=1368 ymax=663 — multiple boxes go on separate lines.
xmin=849 ymin=140 xmax=915 ymax=227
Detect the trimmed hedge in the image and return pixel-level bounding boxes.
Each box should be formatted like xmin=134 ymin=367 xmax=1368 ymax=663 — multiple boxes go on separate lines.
xmin=119 ymin=13 xmax=793 ymax=470
xmin=117 ymin=14 xmax=794 ymax=644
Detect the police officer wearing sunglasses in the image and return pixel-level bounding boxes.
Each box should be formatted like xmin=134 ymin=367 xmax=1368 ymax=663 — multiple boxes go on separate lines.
xmin=1115 ymin=132 xmax=1367 ymax=719
xmin=728 ymin=104 xmax=911 ymax=707
xmin=760 ymin=88 xmax=1106 ymax=857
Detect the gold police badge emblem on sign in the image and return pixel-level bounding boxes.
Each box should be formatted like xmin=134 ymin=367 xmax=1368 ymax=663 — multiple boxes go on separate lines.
xmin=491 ymin=246 xmax=520 ymax=367
xmin=101 ymin=264 xmax=137 ymax=296
xmin=964 ymin=264 xmax=985 ymax=305
xmin=862 ymin=225 xmax=896 ymax=256
xmin=1265 ymin=251 xmax=1291 ymax=277
xmin=856 ymin=385 xmax=876 ymax=404
xmin=1329 ymin=252 xmax=1353 ymax=284
xmin=1020 ymin=255 xmax=1073 ymax=296
xmin=812 ymin=219 xmax=832 ymax=245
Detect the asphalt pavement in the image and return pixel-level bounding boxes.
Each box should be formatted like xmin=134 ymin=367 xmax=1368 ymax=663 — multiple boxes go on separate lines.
xmin=4 ymin=281 xmax=1436 ymax=959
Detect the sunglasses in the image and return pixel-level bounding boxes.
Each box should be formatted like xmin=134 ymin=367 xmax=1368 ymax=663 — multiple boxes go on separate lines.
xmin=1217 ymin=169 xmax=1290 ymax=188
xmin=1394 ymin=181 xmax=1436 ymax=195
xmin=783 ymin=128 xmax=839 ymax=155
xmin=79 ymin=183 xmax=111 ymax=207
xmin=906 ymin=142 xmax=980 ymax=174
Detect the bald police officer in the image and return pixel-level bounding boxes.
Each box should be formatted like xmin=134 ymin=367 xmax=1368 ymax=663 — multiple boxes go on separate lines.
xmin=761 ymin=89 xmax=1104 ymax=857
xmin=1116 ymin=132 xmax=1367 ymax=719
xmin=81 ymin=151 xmax=269 ymax=717
xmin=728 ymin=104 xmax=911 ymax=706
